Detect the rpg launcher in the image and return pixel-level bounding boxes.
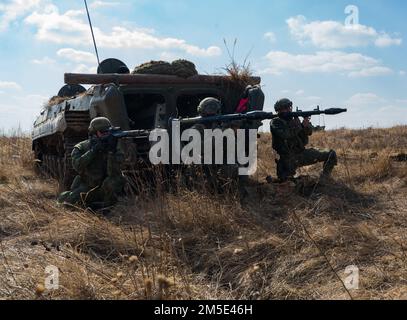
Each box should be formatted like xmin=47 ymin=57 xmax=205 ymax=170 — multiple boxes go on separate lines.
xmin=91 ymin=128 xmax=151 ymax=152
xmin=173 ymin=107 xmax=347 ymax=126
xmin=107 ymin=128 xmax=151 ymax=139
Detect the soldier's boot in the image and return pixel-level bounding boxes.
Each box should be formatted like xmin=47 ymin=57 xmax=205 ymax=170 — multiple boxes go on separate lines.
xmin=58 ymin=185 xmax=89 ymax=206
xmin=57 ymin=192 xmax=79 ymax=210
xmin=82 ymin=187 xmax=104 ymax=207
xmin=57 ymin=191 xmax=70 ymax=204
xmin=321 ymin=150 xmax=338 ymax=178
xmin=57 ymin=175 xmax=83 ymax=204
xmin=266 ymin=176 xmax=274 ymax=184
xmin=87 ymin=201 xmax=115 ymax=211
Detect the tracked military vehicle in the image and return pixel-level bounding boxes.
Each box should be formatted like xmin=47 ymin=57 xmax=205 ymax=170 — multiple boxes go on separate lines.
xmin=32 ymin=59 xmax=262 ymax=190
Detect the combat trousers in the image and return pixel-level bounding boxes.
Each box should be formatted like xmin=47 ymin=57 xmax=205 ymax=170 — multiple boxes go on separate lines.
xmin=58 ymin=174 xmax=125 ymax=207
xmin=276 ymin=148 xmax=337 ymax=181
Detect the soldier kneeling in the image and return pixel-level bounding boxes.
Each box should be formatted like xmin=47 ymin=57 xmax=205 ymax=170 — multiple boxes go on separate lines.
xmin=58 ymin=117 xmax=126 ymax=209
xmin=270 ymin=99 xmax=337 ymax=182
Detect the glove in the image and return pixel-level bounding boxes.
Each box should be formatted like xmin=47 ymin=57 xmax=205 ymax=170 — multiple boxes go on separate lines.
xmin=105 ymin=135 xmax=118 ymax=153
xmin=90 ymin=138 xmax=104 ymax=153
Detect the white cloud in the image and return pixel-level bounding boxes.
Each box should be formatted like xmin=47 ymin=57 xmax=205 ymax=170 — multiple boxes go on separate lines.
xmin=72 ymin=64 xmax=98 ymax=74
xmin=348 ymin=66 xmax=393 ymax=78
xmin=400 ymin=71 xmax=406 ymax=76
xmin=90 ymin=1 xmax=119 ymax=9
xmin=322 ymin=93 xmax=407 ymax=129
xmin=346 ymin=93 xmax=382 ymax=105
xmin=0 ymin=93 xmax=49 ymax=132
xmin=25 ymin=4 xmax=222 ymax=57
xmin=264 ymin=31 xmax=276 ymax=43
xmin=278 ymin=91 xmax=321 ymax=102
xmin=287 ymin=15 xmax=402 ymax=49
xmin=0 ymin=81 xmax=21 ymax=90
xmin=263 ymin=50 xmax=393 ymax=77
xmin=57 ymin=48 xmax=96 ymax=64
xmin=31 ymin=56 xmax=55 ymax=65
xmin=374 ymin=33 xmax=403 ymax=47
xmin=13 ymin=93 xmax=48 ymax=105
xmin=304 ymin=96 xmax=322 ymax=101
xmin=0 ymin=0 xmax=42 ymax=31
xmin=159 ymin=51 xmax=182 ymax=61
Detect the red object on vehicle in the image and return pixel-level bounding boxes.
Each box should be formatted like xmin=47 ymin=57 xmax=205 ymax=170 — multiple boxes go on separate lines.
xmin=235 ymin=97 xmax=249 ymax=113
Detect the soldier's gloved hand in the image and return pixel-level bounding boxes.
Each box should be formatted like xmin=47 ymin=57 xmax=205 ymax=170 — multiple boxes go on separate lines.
xmin=90 ymin=139 xmax=104 ymax=153
xmin=303 ymin=117 xmax=311 ymax=128
xmin=105 ymin=135 xmax=118 ymax=153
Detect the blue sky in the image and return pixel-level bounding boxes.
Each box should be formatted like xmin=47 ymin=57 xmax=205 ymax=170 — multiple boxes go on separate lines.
xmin=0 ymin=0 xmax=406 ymax=131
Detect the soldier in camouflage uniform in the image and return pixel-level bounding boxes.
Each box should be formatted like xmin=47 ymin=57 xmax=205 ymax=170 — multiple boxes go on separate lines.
xmin=270 ymin=98 xmax=337 ymax=182
xmin=58 ymin=117 xmax=126 ymax=208
xmin=187 ymin=97 xmax=238 ymax=192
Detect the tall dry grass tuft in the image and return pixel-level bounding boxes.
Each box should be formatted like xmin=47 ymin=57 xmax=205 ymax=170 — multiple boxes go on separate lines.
xmin=364 ymin=154 xmax=394 ymax=180
xmin=222 ymin=38 xmax=256 ymax=87
xmin=0 ymin=135 xmax=34 ymax=174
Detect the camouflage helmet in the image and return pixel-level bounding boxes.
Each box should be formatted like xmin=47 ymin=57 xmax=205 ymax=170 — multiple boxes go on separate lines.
xmin=88 ymin=117 xmax=112 ymax=134
xmin=274 ymin=98 xmax=293 ymax=112
xmin=197 ymin=97 xmax=221 ymax=117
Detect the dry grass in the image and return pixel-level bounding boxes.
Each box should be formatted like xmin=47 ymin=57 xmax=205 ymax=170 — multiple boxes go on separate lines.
xmin=221 ymin=38 xmax=257 ymax=88
xmin=46 ymin=96 xmax=71 ymax=108
xmin=1 ymin=126 xmax=407 ymax=300
xmin=45 ymin=91 xmax=89 ymax=108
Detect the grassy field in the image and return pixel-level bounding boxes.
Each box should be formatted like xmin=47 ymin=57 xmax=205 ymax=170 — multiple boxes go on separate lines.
xmin=0 ymin=126 xmax=406 ymax=300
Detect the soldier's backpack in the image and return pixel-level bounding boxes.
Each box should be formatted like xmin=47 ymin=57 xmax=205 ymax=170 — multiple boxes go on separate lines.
xmin=235 ymin=85 xmax=265 ymax=113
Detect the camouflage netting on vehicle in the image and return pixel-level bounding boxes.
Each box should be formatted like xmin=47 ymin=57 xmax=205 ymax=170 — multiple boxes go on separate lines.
xmin=171 ymin=59 xmax=198 ymax=78
xmin=132 ymin=59 xmax=198 ymax=78
xmin=46 ymin=91 xmax=88 ymax=108
xmin=46 ymin=96 xmax=70 ymax=108
xmin=132 ymin=61 xmax=173 ymax=75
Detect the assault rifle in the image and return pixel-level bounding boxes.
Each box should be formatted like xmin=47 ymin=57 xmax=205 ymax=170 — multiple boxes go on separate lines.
xmin=173 ymin=106 xmax=347 ymax=126
xmin=90 ymin=128 xmax=150 ymax=152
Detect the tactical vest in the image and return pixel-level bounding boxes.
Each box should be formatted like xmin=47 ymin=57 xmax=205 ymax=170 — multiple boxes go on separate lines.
xmin=270 ymin=118 xmax=310 ymax=155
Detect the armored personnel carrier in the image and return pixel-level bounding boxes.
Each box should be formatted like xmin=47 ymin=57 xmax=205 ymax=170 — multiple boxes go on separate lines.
xmin=31 ymin=59 xmax=262 ymax=190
